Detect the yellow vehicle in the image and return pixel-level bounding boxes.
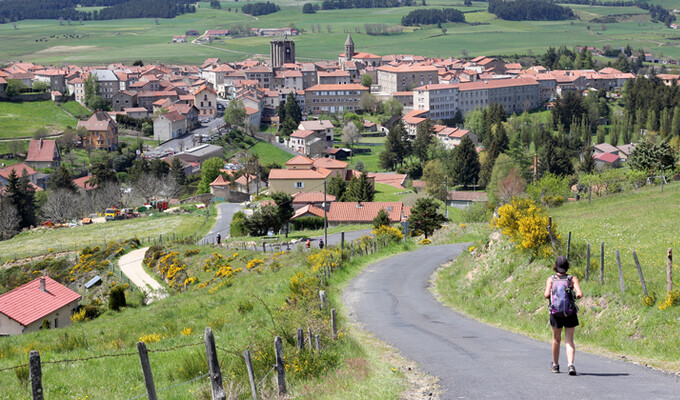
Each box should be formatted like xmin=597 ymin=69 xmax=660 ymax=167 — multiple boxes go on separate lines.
xmin=105 ymin=208 xmax=123 ymax=221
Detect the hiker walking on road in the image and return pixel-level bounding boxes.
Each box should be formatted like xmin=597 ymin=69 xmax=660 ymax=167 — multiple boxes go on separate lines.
xmin=306 ymin=239 xmax=311 ymax=249
xmin=319 ymin=239 xmax=324 ymax=249
xmin=545 ymin=256 xmax=583 ymax=375
xmin=216 ymin=233 xmax=221 ymax=246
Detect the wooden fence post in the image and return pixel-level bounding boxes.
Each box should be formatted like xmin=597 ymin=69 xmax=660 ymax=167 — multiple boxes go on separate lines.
xmin=632 ymin=251 xmax=648 ymax=297
xmin=315 ymin=334 xmax=321 ymax=352
xmin=319 ymin=290 xmax=326 ymax=309
xmin=616 ymin=250 xmax=625 ymax=293
xmin=137 ymin=342 xmax=157 ymax=400
xmin=204 ymin=327 xmax=226 ymax=400
xmin=274 ymin=336 xmax=287 ymax=395
xmin=585 ymin=244 xmax=591 ymax=282
xmin=243 ymin=350 xmax=259 ymax=400
xmin=29 ymin=350 xmax=43 ymax=400
xmin=307 ymin=327 xmax=312 ymax=348
xmin=297 ymin=328 xmax=304 ymax=351
xmin=547 ymin=217 xmax=557 ymax=250
xmin=600 ymin=241 xmax=605 ymax=284
xmin=567 ymin=231 xmax=572 ymax=260
xmin=331 ymin=308 xmax=338 ymax=340
xmin=667 ymin=248 xmax=673 ymax=295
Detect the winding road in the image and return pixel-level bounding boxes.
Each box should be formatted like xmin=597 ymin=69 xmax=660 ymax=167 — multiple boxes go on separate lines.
xmin=199 ymin=202 xmax=244 ymax=245
xmin=343 ymin=244 xmax=680 ymax=399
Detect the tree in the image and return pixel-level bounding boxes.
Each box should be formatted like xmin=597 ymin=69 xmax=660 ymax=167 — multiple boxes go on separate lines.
xmin=5 ymin=170 xmax=36 ymax=229
xmin=33 ymin=127 xmax=48 ymax=140
xmin=197 ymin=157 xmax=224 ymax=194
xmin=5 ymin=79 xmax=24 ymax=97
xmin=170 ymin=157 xmax=186 ymax=188
xmin=89 ymin=161 xmax=117 ymax=186
xmin=423 ymin=159 xmax=447 ymax=200
xmin=327 ymin=175 xmax=348 ymax=200
xmin=496 ymin=168 xmax=526 ymax=205
xmin=408 ymin=197 xmax=447 ymax=239
xmin=7 ymin=141 xmax=24 ymax=158
xmin=302 ymin=2 xmax=317 ymax=13
xmin=537 ymin=135 xmax=574 ymax=177
xmin=283 ymin=92 xmax=302 ymax=125
xmin=132 ymin=60 xmax=144 ymax=66
xmin=373 ymin=209 xmax=390 ymax=228
xmin=50 ymin=165 xmax=78 ymax=192
xmin=596 ymin=125 xmax=607 ymax=144
xmin=552 ymin=91 xmax=585 ymax=131
xmin=142 ymin=122 xmax=153 ymax=136
xmin=450 ymin=136 xmax=480 ymax=187
xmin=361 ymin=74 xmax=372 ymax=88
xmin=577 ymin=145 xmax=596 ymax=174
xmin=243 ymin=204 xmax=281 ymax=236
xmin=464 ymin=108 xmax=484 ymax=139
xmin=383 ymin=98 xmax=403 ymax=117
xmin=32 ymin=81 xmax=49 ymax=92
xmin=486 ymin=154 xmax=519 ymax=205
xmin=345 ymin=172 xmax=374 ymax=202
xmin=413 ymin=119 xmax=433 ymax=163
xmin=57 ymin=128 xmax=78 ymax=152
xmin=341 ymin=122 xmax=361 ymax=148
xmin=271 ymin=192 xmax=295 ymax=235
xmin=41 ymin=189 xmax=83 ymax=222
xmin=381 ymin=121 xmax=409 ymax=170
xmin=354 ymin=159 xmax=366 ymax=172
xmin=0 ymin=195 xmax=21 ymax=239
xmin=109 ymin=285 xmax=127 ymax=311
xmin=224 ymin=99 xmax=247 ymax=128
xmin=280 ymin=117 xmax=298 ymax=137
xmin=628 ymin=139 xmax=677 ymax=174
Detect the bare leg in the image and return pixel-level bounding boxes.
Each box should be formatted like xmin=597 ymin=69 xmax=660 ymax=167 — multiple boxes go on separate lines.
xmin=565 ymin=327 xmax=576 ymax=365
xmin=551 ymin=326 xmax=562 ymax=365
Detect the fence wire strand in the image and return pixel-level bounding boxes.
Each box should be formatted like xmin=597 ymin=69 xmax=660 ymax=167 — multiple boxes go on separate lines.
xmin=258 ymin=365 xmax=276 ymax=389
xmin=127 ymin=372 xmax=210 ymax=400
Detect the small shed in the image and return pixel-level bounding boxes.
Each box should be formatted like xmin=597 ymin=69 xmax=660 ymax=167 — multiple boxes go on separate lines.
xmin=84 ymin=276 xmax=102 ymax=289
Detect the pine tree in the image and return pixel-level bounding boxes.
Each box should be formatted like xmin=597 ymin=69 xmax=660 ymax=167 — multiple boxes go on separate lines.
xmin=507 ymin=131 xmax=532 ymax=182
xmin=170 ymin=157 xmax=186 ymax=187
xmin=6 ymin=170 xmax=36 ymax=228
xmin=89 ymin=162 xmax=117 ymax=186
xmin=373 ymin=209 xmax=390 ymax=228
xmin=408 ymin=197 xmax=447 ymax=239
xmin=283 ymin=92 xmax=302 ymax=125
xmin=660 ymin=108 xmax=672 ymax=139
xmin=538 ymin=134 xmax=574 ymax=177
xmin=596 ymin=125 xmax=607 ymax=144
xmin=50 ymin=165 xmax=78 ymax=192
xmin=577 ymin=145 xmax=596 ymax=174
xmin=345 ymin=172 xmax=374 ymax=202
xmin=450 ymin=135 xmax=480 ymax=187
xmin=413 ymin=119 xmax=433 ymax=163
xmin=327 ymin=175 xmax=348 ymax=201
xmin=672 ymin=107 xmax=680 ymax=138
xmin=423 ymin=159 xmax=446 ymax=200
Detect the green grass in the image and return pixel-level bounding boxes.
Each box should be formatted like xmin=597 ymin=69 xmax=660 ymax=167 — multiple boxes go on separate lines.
xmin=1 ymin=2 xmax=679 ymax=64
xmin=349 ymin=143 xmax=384 ymax=172
xmin=0 ymin=101 xmax=77 ymax=137
xmin=59 ymin=101 xmax=91 ymax=119
xmin=248 ymin=141 xmax=294 ymax=166
xmin=435 ymin=183 xmax=680 ymax=373
xmin=0 ymin=211 xmax=214 ymax=262
xmin=373 ymin=182 xmax=410 ymax=202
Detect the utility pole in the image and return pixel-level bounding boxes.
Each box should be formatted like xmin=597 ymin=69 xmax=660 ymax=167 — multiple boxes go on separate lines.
xmin=444 ymin=176 xmax=448 ymax=219
xmin=324 ymin=180 xmax=328 ymax=246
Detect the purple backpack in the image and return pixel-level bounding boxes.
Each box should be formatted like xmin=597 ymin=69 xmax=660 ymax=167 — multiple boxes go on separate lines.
xmin=550 ymin=274 xmax=577 ymax=317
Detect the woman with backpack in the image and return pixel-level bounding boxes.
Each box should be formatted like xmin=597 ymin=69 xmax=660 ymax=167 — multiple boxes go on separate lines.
xmin=544 ymin=256 xmax=583 ymax=376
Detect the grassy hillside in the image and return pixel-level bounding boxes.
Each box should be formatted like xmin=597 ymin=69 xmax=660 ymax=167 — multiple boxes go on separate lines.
xmin=0 ymin=1 xmax=677 ymax=64
xmin=0 ymin=101 xmax=77 ymax=137
xmin=435 ymin=183 xmax=680 ymax=372
xmin=0 ymin=210 xmax=214 ymax=263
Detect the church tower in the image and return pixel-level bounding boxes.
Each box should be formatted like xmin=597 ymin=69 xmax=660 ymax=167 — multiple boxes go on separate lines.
xmin=344 ymin=34 xmax=354 ymax=61
xmin=270 ymin=37 xmax=295 ymax=68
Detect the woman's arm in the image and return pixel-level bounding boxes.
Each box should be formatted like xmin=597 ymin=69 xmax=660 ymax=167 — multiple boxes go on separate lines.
xmin=544 ymin=276 xmax=553 ymax=299
xmin=572 ymin=276 xmax=583 ymax=299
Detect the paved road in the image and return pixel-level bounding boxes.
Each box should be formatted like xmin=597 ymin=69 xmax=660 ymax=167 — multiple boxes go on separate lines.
xmin=199 ymin=202 xmax=244 ymax=245
xmin=343 ymin=244 xmax=680 ymax=400
xmin=118 ymin=247 xmax=167 ymax=303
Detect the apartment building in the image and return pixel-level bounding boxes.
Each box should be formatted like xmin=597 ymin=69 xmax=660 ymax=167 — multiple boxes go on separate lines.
xmin=376 ymin=64 xmax=438 ymax=94
xmin=90 ymin=70 xmax=120 ymax=101
xmin=304 ymin=84 xmax=368 ymax=114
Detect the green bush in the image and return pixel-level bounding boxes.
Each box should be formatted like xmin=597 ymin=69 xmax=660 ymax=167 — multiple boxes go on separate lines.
xmin=109 ymin=285 xmax=127 ymax=311
xmin=461 ymin=202 xmax=492 ymax=223
xmin=230 ymin=211 xmax=247 ymax=237
xmin=237 ymin=299 xmax=254 ymax=314
xmin=291 ymin=216 xmax=325 ymax=231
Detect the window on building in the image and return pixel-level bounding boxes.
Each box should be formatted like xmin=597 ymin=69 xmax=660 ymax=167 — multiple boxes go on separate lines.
xmin=295 ymin=182 xmax=304 ymax=188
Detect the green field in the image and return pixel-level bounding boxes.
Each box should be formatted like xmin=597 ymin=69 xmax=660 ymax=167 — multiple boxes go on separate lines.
xmin=373 ymin=182 xmax=410 ymax=202
xmin=0 ymin=212 xmax=214 ymax=262
xmin=0 ymin=101 xmax=77 ymax=137
xmin=436 ymin=183 xmax=680 ymax=372
xmin=247 ymin=141 xmax=294 ymax=165
xmin=1 ymin=1 xmax=679 ymax=65
xmin=59 ymin=101 xmax=91 ymax=119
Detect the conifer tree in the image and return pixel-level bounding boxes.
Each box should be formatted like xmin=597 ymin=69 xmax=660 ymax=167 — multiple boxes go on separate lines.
xmin=345 ymin=172 xmax=374 ymax=202
xmin=50 ymin=165 xmax=78 ymax=193
xmin=450 ymin=135 xmax=480 ymax=187
xmin=408 ymin=197 xmax=447 ymax=239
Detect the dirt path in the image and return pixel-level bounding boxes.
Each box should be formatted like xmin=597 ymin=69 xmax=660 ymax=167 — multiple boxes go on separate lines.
xmin=118 ymin=247 xmax=167 ymax=303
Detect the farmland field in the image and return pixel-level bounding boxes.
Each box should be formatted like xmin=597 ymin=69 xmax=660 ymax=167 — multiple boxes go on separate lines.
xmin=0 ymin=1 xmax=678 ymax=65
xmin=0 ymin=101 xmax=77 ymax=136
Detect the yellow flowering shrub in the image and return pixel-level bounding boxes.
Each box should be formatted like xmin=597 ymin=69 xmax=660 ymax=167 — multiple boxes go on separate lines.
xmin=247 ymin=259 xmax=265 ymax=272
xmin=493 ymin=197 xmax=557 ymax=257
xmin=139 ymin=333 xmax=163 ymax=344
xmin=70 ymin=308 xmax=88 ymax=323
xmin=643 ymin=293 xmax=656 ymax=307
xmin=658 ymin=290 xmax=679 ymax=310
xmin=418 ymin=238 xmax=431 ymax=245
xmin=289 ymin=272 xmax=320 ymax=303
xmin=197 ymin=252 xmax=242 ymax=289
xmin=372 ymin=225 xmax=404 ymax=243
xmin=180 ymin=327 xmax=193 ymax=336
xmin=306 ymin=248 xmax=341 ymax=272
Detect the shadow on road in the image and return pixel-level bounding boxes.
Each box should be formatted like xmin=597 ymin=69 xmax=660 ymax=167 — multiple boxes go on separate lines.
xmin=577 ymin=373 xmax=630 ymax=377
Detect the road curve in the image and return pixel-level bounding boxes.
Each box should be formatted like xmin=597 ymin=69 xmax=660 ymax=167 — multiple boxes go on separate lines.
xmin=118 ymin=247 xmax=167 ymax=302
xmin=199 ymin=202 xmax=244 ymax=245
xmin=343 ymin=244 xmax=680 ymax=400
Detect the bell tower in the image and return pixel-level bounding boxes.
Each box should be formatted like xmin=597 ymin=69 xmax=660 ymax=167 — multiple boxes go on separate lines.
xmin=344 ymin=34 xmax=354 ymax=61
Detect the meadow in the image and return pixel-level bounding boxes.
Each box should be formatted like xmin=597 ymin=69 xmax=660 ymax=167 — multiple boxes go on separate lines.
xmin=1 ymin=0 xmax=678 ymax=65
xmin=0 ymin=211 xmax=214 ymax=263
xmin=0 ymin=101 xmax=77 ymax=137
xmin=435 ymin=182 xmax=680 ymax=372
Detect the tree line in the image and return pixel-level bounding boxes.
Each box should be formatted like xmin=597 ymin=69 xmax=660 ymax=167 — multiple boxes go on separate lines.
xmin=320 ymin=0 xmax=416 ymax=11
xmin=241 ymin=2 xmax=280 ymax=16
xmin=488 ymin=0 xmax=574 ymax=21
xmin=401 ymin=8 xmax=465 ymax=26
xmin=0 ymin=0 xmax=195 ymax=22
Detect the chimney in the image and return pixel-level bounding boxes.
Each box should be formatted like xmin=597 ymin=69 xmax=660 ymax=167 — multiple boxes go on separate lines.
xmin=39 ymin=138 xmax=43 ymax=150
xmin=356 ymin=201 xmax=362 ymax=208
xmin=40 ymin=277 xmax=46 ymax=292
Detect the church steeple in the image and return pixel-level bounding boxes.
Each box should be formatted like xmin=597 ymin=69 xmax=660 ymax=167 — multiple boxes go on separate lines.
xmin=344 ymin=34 xmax=355 ymax=60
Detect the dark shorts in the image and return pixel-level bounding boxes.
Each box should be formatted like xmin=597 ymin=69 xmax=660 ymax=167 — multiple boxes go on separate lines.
xmin=550 ymin=313 xmax=579 ymax=329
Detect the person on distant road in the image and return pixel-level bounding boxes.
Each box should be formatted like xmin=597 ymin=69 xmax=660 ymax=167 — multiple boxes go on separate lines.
xmin=306 ymin=239 xmax=311 ymax=249
xmin=545 ymin=256 xmax=583 ymax=375
xmin=319 ymin=239 xmax=324 ymax=249
xmin=216 ymin=233 xmax=221 ymax=246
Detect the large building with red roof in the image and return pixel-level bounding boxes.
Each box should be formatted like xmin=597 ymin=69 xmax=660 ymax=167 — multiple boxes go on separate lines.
xmin=0 ymin=276 xmax=81 ymax=335
xmin=25 ymin=139 xmax=60 ymax=169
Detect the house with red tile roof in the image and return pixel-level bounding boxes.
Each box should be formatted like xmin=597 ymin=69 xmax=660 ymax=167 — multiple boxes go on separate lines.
xmin=25 ymin=139 xmax=60 ymax=169
xmin=292 ymin=191 xmax=336 ymax=209
xmin=289 ymin=129 xmax=326 ymax=157
xmin=0 ymin=276 xmax=81 ymax=335
xmin=593 ymin=152 xmax=621 ymax=169
xmin=77 ymin=111 xmax=119 ymax=151
xmin=0 ymin=163 xmax=39 ymax=188
xmin=193 ymin=84 xmax=217 ymax=117
xmin=298 ymin=201 xmax=409 ymax=226
xmin=209 ymin=174 xmax=251 ymax=202
xmin=73 ymin=175 xmax=97 ymax=193
xmin=446 ymin=190 xmax=488 ymax=209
